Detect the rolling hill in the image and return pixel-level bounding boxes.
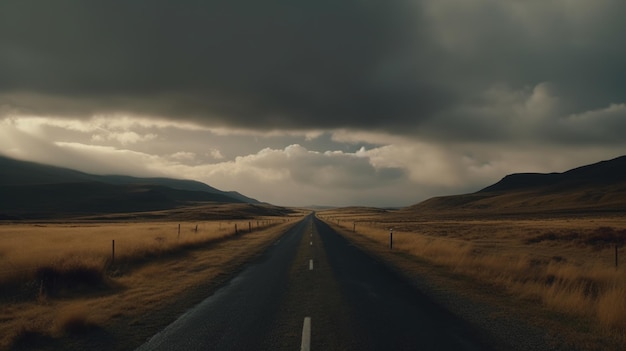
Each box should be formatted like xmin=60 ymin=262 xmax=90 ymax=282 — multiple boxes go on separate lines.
xmin=406 ymin=155 xmax=626 ymax=217
xmin=0 ymin=155 xmax=262 ymax=219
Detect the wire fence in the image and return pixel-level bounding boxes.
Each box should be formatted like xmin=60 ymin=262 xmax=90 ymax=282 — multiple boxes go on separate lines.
xmin=1 ymin=219 xmax=291 ymax=303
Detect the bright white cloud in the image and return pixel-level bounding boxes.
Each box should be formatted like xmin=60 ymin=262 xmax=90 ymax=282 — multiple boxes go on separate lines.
xmin=91 ymin=131 xmax=157 ymax=145
xmin=2 ymin=114 xmax=626 ymax=207
xmin=5 ymin=115 xmax=210 ymax=134
xmin=207 ymin=149 xmax=224 ymax=160
xmin=169 ymin=151 xmax=197 ymax=161
xmin=53 ymin=142 xmax=167 ymax=176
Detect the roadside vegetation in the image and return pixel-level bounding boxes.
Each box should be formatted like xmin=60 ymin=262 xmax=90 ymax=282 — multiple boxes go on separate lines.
xmin=318 ymin=208 xmax=626 ymax=348
xmin=0 ymin=213 xmax=305 ymax=350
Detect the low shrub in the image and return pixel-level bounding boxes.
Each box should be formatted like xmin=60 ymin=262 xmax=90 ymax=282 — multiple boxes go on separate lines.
xmin=35 ymin=256 xmax=109 ymax=297
xmin=53 ymin=304 xmax=99 ymax=335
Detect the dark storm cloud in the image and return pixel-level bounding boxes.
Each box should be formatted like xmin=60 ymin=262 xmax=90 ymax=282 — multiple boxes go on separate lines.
xmin=424 ymin=1 xmax=626 ymax=112
xmin=1 ymin=1 xmax=626 ymax=140
xmin=0 ymin=0 xmax=443 ymax=129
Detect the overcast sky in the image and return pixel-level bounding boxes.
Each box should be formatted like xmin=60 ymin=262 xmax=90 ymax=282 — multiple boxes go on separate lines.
xmin=1 ymin=0 xmax=625 ymax=207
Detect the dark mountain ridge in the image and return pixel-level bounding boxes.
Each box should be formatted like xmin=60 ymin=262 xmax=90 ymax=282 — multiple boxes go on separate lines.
xmin=0 ymin=155 xmax=260 ymax=219
xmin=0 ymin=156 xmax=257 ymax=200
xmin=480 ymin=155 xmax=626 ymax=193
xmin=407 ymin=155 xmax=626 ymax=217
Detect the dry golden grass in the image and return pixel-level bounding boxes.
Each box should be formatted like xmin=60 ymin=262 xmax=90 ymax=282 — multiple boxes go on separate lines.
xmin=0 ymin=219 xmax=284 ymax=286
xmin=319 ymin=208 xmax=626 ymax=340
xmin=0 ymin=213 xmax=305 ymax=349
xmin=52 ymin=303 xmax=98 ymax=335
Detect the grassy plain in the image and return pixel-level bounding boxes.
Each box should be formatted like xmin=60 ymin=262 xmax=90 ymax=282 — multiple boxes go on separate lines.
xmin=318 ymin=207 xmax=626 ymax=349
xmin=0 ymin=210 xmax=305 ymax=350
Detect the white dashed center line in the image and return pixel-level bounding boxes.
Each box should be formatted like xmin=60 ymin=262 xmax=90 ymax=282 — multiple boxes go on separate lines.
xmin=309 ymin=259 xmax=313 ymax=270
xmin=301 ymin=317 xmax=311 ymax=351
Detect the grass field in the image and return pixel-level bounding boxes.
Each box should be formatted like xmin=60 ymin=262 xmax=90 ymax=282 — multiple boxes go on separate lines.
xmin=0 ymin=212 xmax=305 ymax=350
xmin=318 ymin=207 xmax=626 ymax=347
xmin=1 ymin=219 xmax=284 ymax=285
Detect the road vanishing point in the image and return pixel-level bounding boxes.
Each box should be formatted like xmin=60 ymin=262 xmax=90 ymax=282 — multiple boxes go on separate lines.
xmin=136 ymin=214 xmax=493 ymax=351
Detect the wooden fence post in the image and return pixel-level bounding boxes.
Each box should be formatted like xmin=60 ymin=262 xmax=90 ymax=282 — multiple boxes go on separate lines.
xmin=112 ymin=240 xmax=115 ymax=265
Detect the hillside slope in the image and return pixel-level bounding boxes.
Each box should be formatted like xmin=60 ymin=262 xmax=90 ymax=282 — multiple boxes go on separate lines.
xmin=0 ymin=155 xmax=261 ymax=219
xmin=406 ymin=155 xmax=626 ymax=217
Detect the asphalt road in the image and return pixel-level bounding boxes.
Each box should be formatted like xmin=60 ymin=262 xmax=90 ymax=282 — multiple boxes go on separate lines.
xmin=136 ymin=214 xmax=493 ymax=351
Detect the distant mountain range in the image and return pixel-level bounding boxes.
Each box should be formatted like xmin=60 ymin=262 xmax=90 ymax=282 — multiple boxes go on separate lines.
xmin=0 ymin=155 xmax=260 ymax=219
xmin=5 ymin=154 xmax=625 ymax=219
xmin=407 ymin=155 xmax=626 ymax=217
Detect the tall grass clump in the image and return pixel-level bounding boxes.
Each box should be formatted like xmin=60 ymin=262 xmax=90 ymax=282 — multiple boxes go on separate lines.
xmin=597 ymin=286 xmax=626 ymax=329
xmin=52 ymin=304 xmax=99 ymax=335
xmin=7 ymin=320 xmax=53 ymax=349
xmin=36 ymin=255 xmax=109 ymax=298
